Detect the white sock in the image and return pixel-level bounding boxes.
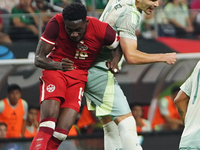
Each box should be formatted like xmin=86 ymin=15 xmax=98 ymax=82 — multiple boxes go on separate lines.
xmin=118 ymin=116 xmax=143 ymax=150
xmin=103 ymin=121 xmax=122 ymax=150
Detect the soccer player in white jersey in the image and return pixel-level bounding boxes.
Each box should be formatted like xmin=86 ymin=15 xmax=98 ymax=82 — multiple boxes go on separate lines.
xmin=84 ymin=0 xmax=177 ymax=150
xmin=174 ymin=61 xmax=200 ymax=150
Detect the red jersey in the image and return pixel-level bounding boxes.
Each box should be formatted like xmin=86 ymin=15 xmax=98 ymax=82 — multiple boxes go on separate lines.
xmin=0 ymin=11 xmax=2 ymax=24
xmin=41 ymin=13 xmax=119 ymax=71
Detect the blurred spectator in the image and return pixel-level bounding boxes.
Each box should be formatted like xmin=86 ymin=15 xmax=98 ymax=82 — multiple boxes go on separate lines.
xmin=0 ymin=0 xmax=19 ymax=13
xmin=24 ymin=106 xmax=39 ymax=138
xmin=151 ymin=86 xmax=183 ymax=131
xmin=138 ymin=13 xmax=156 ymax=39
xmin=77 ymin=105 xmax=102 ymax=134
xmin=55 ymin=0 xmax=73 ymax=7
xmin=32 ymin=0 xmax=58 ymax=27
xmin=0 ymin=122 xmax=7 ymax=138
xmin=190 ymin=0 xmax=200 ymax=36
xmin=131 ymin=103 xmax=152 ymax=133
xmin=0 ymin=84 xmax=28 ymax=138
xmin=9 ymin=0 xmax=43 ymax=41
xmin=164 ymin=0 xmax=195 ymax=38
xmin=0 ymin=11 xmax=12 ymax=44
xmin=85 ymin=0 xmax=108 ymax=11
xmin=138 ymin=0 xmax=175 ymax=38
xmin=85 ymin=0 xmax=108 ymax=17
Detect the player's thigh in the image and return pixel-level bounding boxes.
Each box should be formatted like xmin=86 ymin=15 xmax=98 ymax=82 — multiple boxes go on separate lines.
xmin=39 ymin=70 xmax=67 ymax=104
xmin=114 ymin=112 xmax=133 ymax=125
xmin=62 ymin=79 xmax=85 ymax=112
xmin=40 ymin=100 xmax=60 ymax=120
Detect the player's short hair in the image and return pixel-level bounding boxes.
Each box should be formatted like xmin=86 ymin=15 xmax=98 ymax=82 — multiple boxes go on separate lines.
xmin=62 ymin=2 xmax=87 ymax=21
xmin=7 ymin=84 xmax=21 ymax=93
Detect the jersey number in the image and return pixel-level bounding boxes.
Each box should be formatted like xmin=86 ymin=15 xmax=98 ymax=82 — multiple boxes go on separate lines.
xmin=78 ymin=87 xmax=84 ymax=100
xmin=74 ymin=50 xmax=88 ymax=59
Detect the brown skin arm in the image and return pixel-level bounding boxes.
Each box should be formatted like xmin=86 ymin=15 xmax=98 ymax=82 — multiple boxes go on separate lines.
xmin=174 ymin=90 xmax=189 ymax=125
xmin=34 ymin=40 xmax=75 ymax=71
xmin=0 ymin=23 xmax=3 ymax=32
xmin=21 ymin=119 xmax=26 ymax=137
xmin=106 ymin=45 xmax=122 ymax=74
xmin=162 ymin=115 xmax=183 ymax=130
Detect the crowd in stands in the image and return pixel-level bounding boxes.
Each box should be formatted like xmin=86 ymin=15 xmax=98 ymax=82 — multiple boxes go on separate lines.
xmin=0 ymin=0 xmax=199 ymax=44
xmin=136 ymin=0 xmax=200 ymax=39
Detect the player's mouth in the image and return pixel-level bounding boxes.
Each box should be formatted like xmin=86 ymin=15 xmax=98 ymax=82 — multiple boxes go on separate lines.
xmin=147 ymin=7 xmax=155 ymax=12
xmin=71 ymin=37 xmax=81 ymax=42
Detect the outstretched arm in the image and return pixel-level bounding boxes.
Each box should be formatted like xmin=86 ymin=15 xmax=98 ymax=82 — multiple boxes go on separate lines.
xmin=34 ymin=40 xmax=75 ymax=71
xmin=174 ymin=90 xmax=189 ymax=124
xmin=120 ymin=37 xmax=177 ymax=64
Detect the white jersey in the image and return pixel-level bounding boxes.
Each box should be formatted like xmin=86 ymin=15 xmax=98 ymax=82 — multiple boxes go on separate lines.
xmin=95 ymin=0 xmax=141 ymax=63
xmin=100 ymin=0 xmax=141 ymax=40
xmin=179 ymin=61 xmax=200 ymax=149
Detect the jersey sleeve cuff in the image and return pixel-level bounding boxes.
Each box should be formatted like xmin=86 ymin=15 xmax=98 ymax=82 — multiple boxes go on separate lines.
xmin=40 ymin=36 xmax=55 ymax=45
xmin=106 ymin=33 xmax=120 ymax=49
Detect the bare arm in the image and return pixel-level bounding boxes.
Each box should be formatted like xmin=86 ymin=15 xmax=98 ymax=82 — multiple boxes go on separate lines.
xmin=170 ymin=19 xmax=185 ymax=29
xmin=25 ymin=6 xmax=43 ymax=28
xmin=12 ymin=18 xmax=39 ymax=35
xmin=120 ymin=37 xmax=177 ymax=64
xmin=174 ymin=90 xmax=189 ymax=124
xmin=106 ymin=45 xmax=122 ymax=74
xmin=0 ymin=23 xmax=3 ymax=32
xmin=162 ymin=115 xmax=183 ymax=129
xmin=21 ymin=119 xmax=26 ymax=137
xmin=34 ymin=40 xmax=75 ymax=71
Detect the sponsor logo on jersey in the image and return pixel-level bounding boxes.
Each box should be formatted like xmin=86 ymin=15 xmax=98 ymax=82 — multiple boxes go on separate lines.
xmin=77 ymin=41 xmax=88 ymax=51
xmin=46 ymin=84 xmax=55 ymax=92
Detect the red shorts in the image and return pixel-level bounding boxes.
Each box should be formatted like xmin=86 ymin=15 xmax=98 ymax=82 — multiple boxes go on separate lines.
xmin=39 ymin=70 xmax=86 ymax=112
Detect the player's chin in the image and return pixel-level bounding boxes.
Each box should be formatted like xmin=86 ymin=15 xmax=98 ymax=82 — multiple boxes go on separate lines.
xmin=71 ymin=37 xmax=81 ymax=43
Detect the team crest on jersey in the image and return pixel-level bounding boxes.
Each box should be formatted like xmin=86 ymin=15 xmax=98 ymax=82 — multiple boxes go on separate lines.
xmin=77 ymin=41 xmax=88 ymax=51
xmin=46 ymin=84 xmax=55 ymax=92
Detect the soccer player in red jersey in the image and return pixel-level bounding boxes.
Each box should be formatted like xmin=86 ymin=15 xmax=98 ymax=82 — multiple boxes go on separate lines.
xmin=29 ymin=3 xmax=120 ymax=150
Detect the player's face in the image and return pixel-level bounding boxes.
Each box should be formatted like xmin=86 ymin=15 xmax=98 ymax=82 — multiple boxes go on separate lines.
xmin=138 ymin=0 xmax=159 ymax=15
xmin=64 ymin=19 xmax=88 ymax=42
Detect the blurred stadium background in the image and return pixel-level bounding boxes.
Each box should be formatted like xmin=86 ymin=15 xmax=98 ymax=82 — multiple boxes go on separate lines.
xmin=0 ymin=0 xmax=200 ymax=149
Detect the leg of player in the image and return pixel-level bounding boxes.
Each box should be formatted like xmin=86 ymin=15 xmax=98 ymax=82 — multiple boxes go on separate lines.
xmin=29 ymin=100 xmax=60 ymax=150
xmin=46 ymin=107 xmax=79 ymax=150
xmin=101 ymin=115 xmax=122 ymax=150
xmin=115 ymin=113 xmax=143 ymax=150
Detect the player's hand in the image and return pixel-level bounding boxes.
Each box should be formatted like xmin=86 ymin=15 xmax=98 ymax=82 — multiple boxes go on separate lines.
xmin=106 ymin=60 xmax=119 ymax=74
xmin=164 ymin=52 xmax=177 ymax=65
xmin=60 ymin=58 xmax=76 ymax=71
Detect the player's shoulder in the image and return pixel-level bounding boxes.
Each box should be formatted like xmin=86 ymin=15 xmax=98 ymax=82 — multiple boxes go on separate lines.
xmin=87 ymin=16 xmax=109 ymax=34
xmin=87 ymin=16 xmax=108 ymax=26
